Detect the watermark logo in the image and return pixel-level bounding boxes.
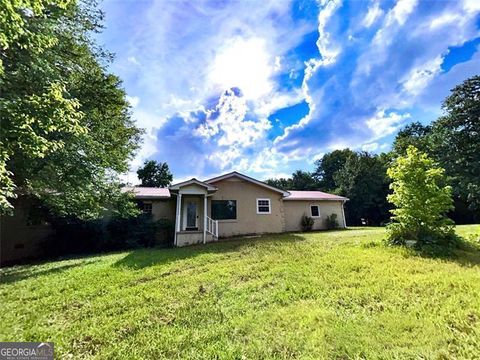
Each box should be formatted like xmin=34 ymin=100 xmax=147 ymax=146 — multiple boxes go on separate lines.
xmin=0 ymin=342 xmax=53 ymax=360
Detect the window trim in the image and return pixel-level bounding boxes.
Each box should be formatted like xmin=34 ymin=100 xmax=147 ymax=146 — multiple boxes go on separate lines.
xmin=211 ymin=200 xmax=237 ymax=220
xmin=310 ymin=204 xmax=320 ymax=218
xmin=256 ymin=198 xmax=271 ymax=214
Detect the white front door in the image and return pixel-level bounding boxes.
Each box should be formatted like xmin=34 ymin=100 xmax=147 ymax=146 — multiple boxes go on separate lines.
xmin=183 ymin=199 xmax=198 ymax=230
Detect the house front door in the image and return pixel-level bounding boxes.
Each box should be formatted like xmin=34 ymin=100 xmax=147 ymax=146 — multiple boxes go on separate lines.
xmin=186 ymin=201 xmax=197 ymax=230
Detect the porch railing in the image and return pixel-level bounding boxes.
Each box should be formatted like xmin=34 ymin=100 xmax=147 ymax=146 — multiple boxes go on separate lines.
xmin=206 ymin=216 xmax=218 ymax=239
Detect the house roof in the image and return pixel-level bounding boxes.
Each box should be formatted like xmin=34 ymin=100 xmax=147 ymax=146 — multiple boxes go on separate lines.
xmin=122 ymin=187 xmax=171 ymax=199
xmin=283 ymin=190 xmax=348 ymax=201
xmin=205 ymin=171 xmax=289 ymax=196
xmin=169 ymin=178 xmax=217 ymax=191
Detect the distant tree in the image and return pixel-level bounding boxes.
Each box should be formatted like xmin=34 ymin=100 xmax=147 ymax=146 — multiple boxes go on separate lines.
xmin=264 ymin=177 xmax=292 ymax=191
xmin=334 ymin=152 xmax=391 ymax=225
xmin=386 ymin=146 xmax=454 ymax=247
xmin=137 ymin=161 xmax=173 ymax=187
xmin=392 ymin=122 xmax=432 ymax=155
xmin=313 ymin=149 xmax=355 ymax=191
xmin=265 ymin=170 xmax=318 ymax=191
xmin=290 ymin=170 xmax=319 ymax=190
xmin=430 ymin=75 xmax=480 ymax=213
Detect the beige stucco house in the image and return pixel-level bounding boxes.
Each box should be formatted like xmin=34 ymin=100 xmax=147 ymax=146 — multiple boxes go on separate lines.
xmin=125 ymin=171 xmax=348 ymax=247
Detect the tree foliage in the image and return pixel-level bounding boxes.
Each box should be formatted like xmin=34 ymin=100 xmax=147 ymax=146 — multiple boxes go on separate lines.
xmin=334 ymin=152 xmax=391 ymax=225
xmin=386 ymin=146 xmax=454 ymax=246
xmin=0 ymin=0 xmax=142 ymax=218
xmin=137 ymin=160 xmax=173 ymax=188
xmin=392 ymin=76 xmax=480 ymax=221
xmin=265 ymin=170 xmax=318 ymax=191
xmin=313 ymin=149 xmax=355 ymax=191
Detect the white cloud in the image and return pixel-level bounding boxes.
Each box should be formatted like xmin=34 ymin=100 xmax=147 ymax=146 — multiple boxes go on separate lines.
xmin=126 ymin=95 xmax=140 ymax=108
xmin=366 ymin=110 xmax=411 ymax=139
xmin=363 ymin=3 xmax=383 ymax=28
xmin=208 ymin=37 xmax=274 ymax=100
xmin=402 ymin=55 xmax=443 ymax=96
xmin=127 ymin=56 xmax=140 ymax=65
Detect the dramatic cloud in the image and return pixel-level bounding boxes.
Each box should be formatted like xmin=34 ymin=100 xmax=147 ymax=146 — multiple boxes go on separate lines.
xmin=99 ymin=0 xmax=480 ymax=182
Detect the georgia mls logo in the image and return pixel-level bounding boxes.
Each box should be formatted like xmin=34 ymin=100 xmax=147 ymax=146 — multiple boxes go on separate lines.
xmin=0 ymin=342 xmax=54 ymax=360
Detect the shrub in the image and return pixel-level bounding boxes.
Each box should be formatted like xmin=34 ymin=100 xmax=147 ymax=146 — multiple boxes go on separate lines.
xmin=301 ymin=215 xmax=314 ymax=231
xmin=325 ymin=214 xmax=339 ymax=229
xmin=45 ymin=214 xmax=174 ymax=258
xmin=385 ymin=146 xmax=455 ymax=248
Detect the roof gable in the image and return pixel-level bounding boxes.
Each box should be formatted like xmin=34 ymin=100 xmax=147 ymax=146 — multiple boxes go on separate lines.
xmin=169 ymin=178 xmax=217 ymax=191
xmin=205 ymin=171 xmax=289 ymax=196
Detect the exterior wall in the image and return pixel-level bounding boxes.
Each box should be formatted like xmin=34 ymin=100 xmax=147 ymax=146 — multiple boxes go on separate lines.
xmin=284 ymin=200 xmax=346 ymax=232
xmin=151 ymin=199 xmax=176 ymax=221
xmin=208 ymin=178 xmax=284 ymax=237
xmin=0 ymin=201 xmax=53 ymax=265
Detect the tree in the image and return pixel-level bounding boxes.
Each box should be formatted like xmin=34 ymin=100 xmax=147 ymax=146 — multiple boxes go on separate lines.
xmin=392 ymin=122 xmax=431 ymax=155
xmin=386 ymin=146 xmax=454 ymax=246
xmin=290 ymin=170 xmax=318 ymax=190
xmin=431 ymin=75 xmax=480 ymax=212
xmin=313 ymin=149 xmax=354 ymax=191
xmin=334 ymin=152 xmax=391 ymax=225
xmin=137 ymin=161 xmax=173 ymax=187
xmin=1 ymin=0 xmax=142 ymax=218
xmin=264 ymin=177 xmax=292 ymax=191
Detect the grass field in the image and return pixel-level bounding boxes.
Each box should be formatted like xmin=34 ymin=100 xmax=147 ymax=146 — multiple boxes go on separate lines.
xmin=1 ymin=226 xmax=480 ymax=359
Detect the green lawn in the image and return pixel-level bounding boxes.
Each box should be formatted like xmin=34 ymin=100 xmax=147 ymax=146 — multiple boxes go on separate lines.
xmin=1 ymin=226 xmax=480 ymax=359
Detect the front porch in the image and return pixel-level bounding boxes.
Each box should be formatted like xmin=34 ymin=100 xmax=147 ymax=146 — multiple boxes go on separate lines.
xmin=170 ymin=179 xmax=219 ymax=247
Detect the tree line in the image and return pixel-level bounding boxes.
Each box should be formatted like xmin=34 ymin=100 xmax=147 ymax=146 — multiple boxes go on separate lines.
xmin=266 ymin=76 xmax=480 ymax=226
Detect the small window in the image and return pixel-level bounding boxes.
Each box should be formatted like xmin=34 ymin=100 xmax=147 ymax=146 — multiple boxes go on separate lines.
xmin=257 ymin=198 xmax=271 ymax=214
xmin=212 ymin=200 xmax=237 ymax=220
xmin=142 ymin=202 xmax=152 ymax=214
xmin=310 ymin=205 xmax=320 ymax=218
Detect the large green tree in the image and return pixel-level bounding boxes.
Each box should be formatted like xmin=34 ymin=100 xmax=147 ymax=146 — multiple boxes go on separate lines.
xmin=431 ymin=75 xmax=480 ymax=212
xmin=334 ymin=152 xmax=391 ymax=225
xmin=386 ymin=146 xmax=454 ymax=246
xmin=0 ymin=0 xmax=142 ymax=218
xmin=313 ymin=149 xmax=355 ymax=191
xmin=137 ymin=160 xmax=173 ymax=188
xmin=392 ymin=76 xmax=480 ymax=220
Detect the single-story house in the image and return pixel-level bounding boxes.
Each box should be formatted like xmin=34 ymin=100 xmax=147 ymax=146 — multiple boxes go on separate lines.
xmin=124 ymin=171 xmax=348 ymax=247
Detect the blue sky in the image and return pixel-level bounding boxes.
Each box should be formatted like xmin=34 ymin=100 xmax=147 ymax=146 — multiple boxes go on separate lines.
xmin=98 ymin=0 xmax=480 ymax=183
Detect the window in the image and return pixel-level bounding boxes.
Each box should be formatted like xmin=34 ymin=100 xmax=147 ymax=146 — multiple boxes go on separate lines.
xmin=310 ymin=205 xmax=320 ymax=218
xmin=211 ymin=200 xmax=237 ymax=220
xmin=142 ymin=202 xmax=152 ymax=214
xmin=256 ymin=198 xmax=271 ymax=214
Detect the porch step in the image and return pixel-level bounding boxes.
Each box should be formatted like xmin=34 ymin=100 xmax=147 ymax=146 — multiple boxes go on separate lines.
xmin=176 ymin=231 xmax=216 ymax=247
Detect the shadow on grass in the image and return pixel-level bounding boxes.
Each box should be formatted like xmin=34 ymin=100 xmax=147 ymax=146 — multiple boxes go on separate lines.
xmin=114 ymin=233 xmax=307 ymax=270
xmin=413 ymin=236 xmax=480 ymax=267
xmin=0 ymin=258 xmax=101 ymax=284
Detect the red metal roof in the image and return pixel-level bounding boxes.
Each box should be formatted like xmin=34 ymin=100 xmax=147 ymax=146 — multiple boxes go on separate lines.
xmin=122 ymin=187 xmax=170 ymax=199
xmin=284 ymin=190 xmax=348 ymax=201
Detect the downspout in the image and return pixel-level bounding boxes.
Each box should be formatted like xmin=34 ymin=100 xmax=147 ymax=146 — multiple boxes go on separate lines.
xmin=342 ymin=200 xmax=347 ymax=228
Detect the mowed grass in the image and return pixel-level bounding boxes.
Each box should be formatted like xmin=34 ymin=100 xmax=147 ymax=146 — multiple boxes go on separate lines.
xmin=1 ymin=226 xmax=480 ymax=359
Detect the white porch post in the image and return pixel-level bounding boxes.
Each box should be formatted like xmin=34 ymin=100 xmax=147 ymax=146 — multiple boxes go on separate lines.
xmin=203 ymin=194 xmax=207 ymax=244
xmin=342 ymin=200 xmax=347 ymax=228
xmin=174 ymin=193 xmax=182 ymax=245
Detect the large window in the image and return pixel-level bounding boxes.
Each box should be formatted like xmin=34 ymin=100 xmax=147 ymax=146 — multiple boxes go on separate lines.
xmin=256 ymin=198 xmax=271 ymax=214
xmin=211 ymin=200 xmax=237 ymax=220
xmin=310 ymin=205 xmax=320 ymax=218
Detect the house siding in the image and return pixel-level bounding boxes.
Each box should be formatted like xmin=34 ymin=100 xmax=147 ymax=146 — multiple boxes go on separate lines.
xmin=208 ymin=178 xmax=284 ymax=237
xmin=284 ymin=200 xmax=346 ymax=231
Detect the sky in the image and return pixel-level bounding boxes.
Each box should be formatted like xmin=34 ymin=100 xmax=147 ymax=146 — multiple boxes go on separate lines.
xmin=98 ymin=0 xmax=480 ymax=183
